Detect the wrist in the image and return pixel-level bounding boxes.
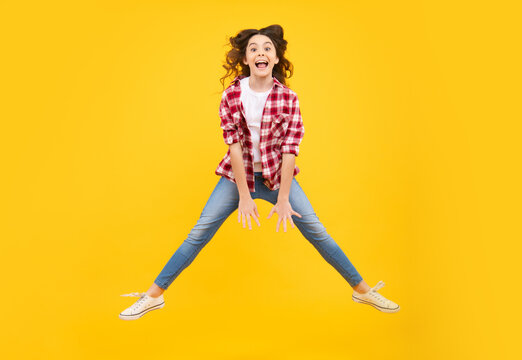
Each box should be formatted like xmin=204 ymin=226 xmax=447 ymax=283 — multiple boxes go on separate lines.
xmin=239 ymin=192 xmax=252 ymax=200
xmin=277 ymin=195 xmax=289 ymax=202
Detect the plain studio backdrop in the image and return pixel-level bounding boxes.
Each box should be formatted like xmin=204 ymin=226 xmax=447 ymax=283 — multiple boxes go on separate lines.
xmin=1 ymin=0 xmax=520 ymax=359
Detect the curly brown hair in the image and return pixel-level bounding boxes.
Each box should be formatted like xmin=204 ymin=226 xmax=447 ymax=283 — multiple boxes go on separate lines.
xmin=219 ymin=24 xmax=294 ymax=91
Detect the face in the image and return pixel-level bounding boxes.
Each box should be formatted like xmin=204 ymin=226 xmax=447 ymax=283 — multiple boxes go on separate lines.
xmin=243 ymin=34 xmax=279 ymax=77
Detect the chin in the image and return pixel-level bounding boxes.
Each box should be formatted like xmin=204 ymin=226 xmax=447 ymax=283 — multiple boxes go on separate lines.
xmin=253 ymin=69 xmax=272 ymax=76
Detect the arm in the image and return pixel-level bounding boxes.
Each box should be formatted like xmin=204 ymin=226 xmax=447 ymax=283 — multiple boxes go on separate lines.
xmin=268 ymin=94 xmax=304 ymax=231
xmin=278 ymin=93 xmax=304 ymax=201
xmin=219 ymin=93 xmax=240 ymax=145
xmin=219 ymin=93 xmax=260 ymax=229
xmin=230 ymin=142 xmax=260 ymax=229
xmin=280 ymin=93 xmax=305 ymax=157
xmin=278 ymin=153 xmax=295 ymax=202
xmin=219 ymin=92 xmax=251 ymax=199
xmin=269 ymin=153 xmax=302 ymax=232
xmin=229 ymin=142 xmax=251 ymax=199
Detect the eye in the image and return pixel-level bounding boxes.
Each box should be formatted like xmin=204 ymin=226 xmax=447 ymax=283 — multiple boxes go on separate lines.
xmin=250 ymin=48 xmax=256 ymax=52
xmin=265 ymin=47 xmax=271 ymax=51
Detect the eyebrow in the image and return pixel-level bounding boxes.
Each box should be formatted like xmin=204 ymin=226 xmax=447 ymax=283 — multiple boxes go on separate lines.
xmin=248 ymin=41 xmax=273 ymax=47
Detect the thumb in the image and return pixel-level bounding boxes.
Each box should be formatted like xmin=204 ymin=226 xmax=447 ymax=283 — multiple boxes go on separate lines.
xmin=293 ymin=210 xmax=302 ymax=218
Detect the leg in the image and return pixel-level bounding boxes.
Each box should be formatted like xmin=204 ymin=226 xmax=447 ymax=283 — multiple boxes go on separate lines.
xmin=353 ymin=279 xmax=371 ymax=293
xmin=286 ymin=178 xmax=364 ymax=288
xmin=152 ymin=176 xmax=240 ymax=291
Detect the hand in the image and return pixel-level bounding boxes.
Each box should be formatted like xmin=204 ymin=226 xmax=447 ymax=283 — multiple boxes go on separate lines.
xmin=267 ymin=199 xmax=302 ymax=232
xmin=237 ymin=196 xmax=261 ymax=230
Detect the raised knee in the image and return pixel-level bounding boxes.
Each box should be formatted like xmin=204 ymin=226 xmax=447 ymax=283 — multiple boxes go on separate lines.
xmin=186 ymin=216 xmax=215 ymax=244
xmin=295 ymin=213 xmax=329 ymax=238
xmin=188 ymin=208 xmax=230 ymax=242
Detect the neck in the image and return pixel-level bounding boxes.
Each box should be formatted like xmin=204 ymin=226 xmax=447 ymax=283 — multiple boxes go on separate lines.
xmin=248 ymin=74 xmax=274 ymax=92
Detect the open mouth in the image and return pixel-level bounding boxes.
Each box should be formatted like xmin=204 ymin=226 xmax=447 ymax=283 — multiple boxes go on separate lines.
xmin=255 ymin=60 xmax=268 ymax=69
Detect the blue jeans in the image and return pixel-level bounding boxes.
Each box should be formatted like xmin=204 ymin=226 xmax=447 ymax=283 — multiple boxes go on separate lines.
xmin=154 ymin=172 xmax=363 ymax=289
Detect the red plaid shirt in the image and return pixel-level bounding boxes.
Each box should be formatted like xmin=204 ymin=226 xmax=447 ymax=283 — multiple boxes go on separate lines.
xmin=215 ymin=75 xmax=305 ymax=192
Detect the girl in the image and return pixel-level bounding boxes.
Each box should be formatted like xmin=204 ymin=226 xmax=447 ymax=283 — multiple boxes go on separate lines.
xmin=119 ymin=25 xmax=400 ymax=320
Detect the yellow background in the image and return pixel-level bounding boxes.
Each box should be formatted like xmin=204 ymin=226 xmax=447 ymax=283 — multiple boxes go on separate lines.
xmin=1 ymin=0 xmax=520 ymax=359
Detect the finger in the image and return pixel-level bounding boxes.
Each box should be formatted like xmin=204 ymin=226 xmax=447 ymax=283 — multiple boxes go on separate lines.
xmin=252 ymin=213 xmax=261 ymax=227
xmin=267 ymin=207 xmax=273 ymax=219
xmin=283 ymin=217 xmax=287 ymax=232
xmin=242 ymin=213 xmax=246 ymax=228
xmin=255 ymin=206 xmax=260 ymax=218
xmin=290 ymin=217 xmax=295 ymax=228
xmin=276 ymin=218 xmax=280 ymax=232
xmin=292 ymin=210 xmax=302 ymax=218
xmin=247 ymin=214 xmax=252 ymax=230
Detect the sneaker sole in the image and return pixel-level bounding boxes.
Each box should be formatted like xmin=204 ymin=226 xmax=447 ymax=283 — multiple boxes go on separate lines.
xmin=119 ymin=301 xmax=165 ymax=320
xmin=352 ymin=295 xmax=400 ymax=313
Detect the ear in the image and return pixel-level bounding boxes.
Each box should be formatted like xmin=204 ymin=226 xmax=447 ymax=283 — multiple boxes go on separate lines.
xmin=275 ymin=56 xmax=279 ymax=65
xmin=243 ymin=56 xmax=248 ymax=66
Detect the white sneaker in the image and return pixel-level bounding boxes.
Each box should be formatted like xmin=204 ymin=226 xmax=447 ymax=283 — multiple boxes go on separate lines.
xmin=119 ymin=292 xmax=165 ymax=320
xmin=352 ymin=281 xmax=400 ymax=313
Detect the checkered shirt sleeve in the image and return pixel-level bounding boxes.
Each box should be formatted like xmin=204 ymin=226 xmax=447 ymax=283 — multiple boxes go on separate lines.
xmin=219 ymin=92 xmax=239 ymax=145
xmin=281 ymin=94 xmax=305 ymax=156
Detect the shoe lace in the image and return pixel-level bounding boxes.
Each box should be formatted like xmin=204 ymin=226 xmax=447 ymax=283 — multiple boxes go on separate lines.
xmin=121 ymin=292 xmax=149 ymax=310
xmin=121 ymin=292 xmax=147 ymax=297
xmin=369 ymin=281 xmax=389 ymax=304
xmin=372 ymin=281 xmax=385 ymax=292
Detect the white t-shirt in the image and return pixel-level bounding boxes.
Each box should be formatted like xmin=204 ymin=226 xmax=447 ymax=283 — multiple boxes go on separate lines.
xmin=240 ymin=76 xmax=273 ymax=171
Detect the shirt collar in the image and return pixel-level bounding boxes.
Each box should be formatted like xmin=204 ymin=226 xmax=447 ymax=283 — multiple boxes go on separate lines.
xmin=231 ymin=74 xmax=284 ymax=88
